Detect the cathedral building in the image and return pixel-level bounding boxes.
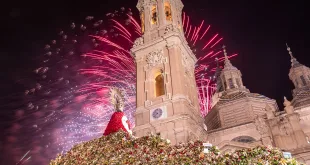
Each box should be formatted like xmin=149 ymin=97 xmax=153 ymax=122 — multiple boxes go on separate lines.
xmin=131 ymin=0 xmax=310 ymax=164
xmin=205 ymin=45 xmax=310 ymax=164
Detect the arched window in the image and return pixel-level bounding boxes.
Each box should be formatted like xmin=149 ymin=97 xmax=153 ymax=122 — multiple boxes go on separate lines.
xmin=140 ymin=12 xmax=145 ymax=33
xmin=164 ymin=2 xmax=172 ymax=21
xmin=232 ymin=136 xmax=256 ymax=143
xmin=154 ymin=70 xmax=165 ymax=97
xmin=228 ymin=78 xmax=234 ymax=89
xmin=151 ymin=5 xmax=158 ymax=25
xmin=224 ymin=81 xmax=227 ymax=90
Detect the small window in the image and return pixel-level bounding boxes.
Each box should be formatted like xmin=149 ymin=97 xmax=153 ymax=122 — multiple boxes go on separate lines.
xmin=217 ymin=81 xmax=223 ymax=92
xmin=164 ymin=2 xmax=172 ymax=21
xmin=223 ymin=81 xmax=227 ymax=90
xmin=228 ymin=78 xmax=234 ymax=89
xmin=155 ymin=71 xmax=165 ymax=97
xmin=301 ymin=75 xmax=307 ymax=86
xmin=151 ymin=5 xmax=158 ymax=25
xmin=232 ymin=136 xmax=256 ymax=143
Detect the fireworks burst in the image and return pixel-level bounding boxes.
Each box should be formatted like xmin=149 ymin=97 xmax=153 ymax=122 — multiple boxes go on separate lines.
xmin=5 ymin=6 xmax=237 ymax=165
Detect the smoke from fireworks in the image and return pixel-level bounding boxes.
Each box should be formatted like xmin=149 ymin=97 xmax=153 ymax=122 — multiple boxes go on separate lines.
xmin=4 ymin=7 xmax=237 ymax=165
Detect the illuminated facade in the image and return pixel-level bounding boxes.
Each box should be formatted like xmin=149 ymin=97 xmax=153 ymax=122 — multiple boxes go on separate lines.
xmin=131 ymin=0 xmax=206 ymax=145
xmin=205 ymin=45 xmax=310 ymax=164
xmin=132 ymin=0 xmax=310 ymax=164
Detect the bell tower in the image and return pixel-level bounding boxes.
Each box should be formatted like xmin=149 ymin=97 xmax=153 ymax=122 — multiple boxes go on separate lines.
xmin=286 ymin=44 xmax=310 ymax=109
xmin=131 ymin=0 xmax=205 ymax=144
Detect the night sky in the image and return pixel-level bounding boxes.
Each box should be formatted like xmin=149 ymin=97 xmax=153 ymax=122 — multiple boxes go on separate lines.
xmin=0 ymin=0 xmax=309 ymax=162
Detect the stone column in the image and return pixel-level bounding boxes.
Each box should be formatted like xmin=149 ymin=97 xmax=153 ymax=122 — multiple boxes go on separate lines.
xmin=288 ymin=114 xmax=308 ymax=148
xmin=167 ymin=45 xmax=184 ymax=96
xmin=157 ymin=0 xmax=165 ymax=26
xmin=136 ymin=59 xmax=145 ymax=107
xmin=143 ymin=6 xmax=151 ymax=42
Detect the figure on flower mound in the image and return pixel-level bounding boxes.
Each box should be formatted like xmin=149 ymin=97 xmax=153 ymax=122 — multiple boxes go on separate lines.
xmin=103 ymin=87 xmax=132 ymax=136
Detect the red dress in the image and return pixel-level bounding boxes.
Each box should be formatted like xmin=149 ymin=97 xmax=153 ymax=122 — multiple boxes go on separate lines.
xmin=103 ymin=111 xmax=131 ymax=136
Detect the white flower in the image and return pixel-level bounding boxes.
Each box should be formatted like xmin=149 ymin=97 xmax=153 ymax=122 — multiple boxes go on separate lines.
xmin=166 ymin=139 xmax=171 ymax=143
xmin=267 ymin=145 xmax=273 ymax=150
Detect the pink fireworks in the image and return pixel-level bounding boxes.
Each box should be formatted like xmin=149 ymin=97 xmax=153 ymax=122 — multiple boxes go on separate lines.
xmin=6 ymin=6 xmax=237 ymax=165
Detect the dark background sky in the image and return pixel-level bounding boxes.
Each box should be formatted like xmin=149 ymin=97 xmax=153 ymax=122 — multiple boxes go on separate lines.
xmin=0 ymin=0 xmax=309 ymax=163
xmin=1 ymin=0 xmax=310 ymax=123
xmin=1 ymin=0 xmax=309 ymax=105
xmin=1 ymin=0 xmax=309 ymax=108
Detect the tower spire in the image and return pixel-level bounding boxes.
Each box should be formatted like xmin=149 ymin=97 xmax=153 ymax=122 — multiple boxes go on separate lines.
xmin=286 ymin=43 xmax=301 ymax=68
xmin=222 ymin=45 xmax=235 ymax=70
xmin=222 ymin=45 xmax=229 ymax=61
xmin=286 ymin=44 xmax=310 ymax=91
xmin=214 ymin=58 xmax=223 ymax=92
xmin=286 ymin=43 xmax=294 ymax=60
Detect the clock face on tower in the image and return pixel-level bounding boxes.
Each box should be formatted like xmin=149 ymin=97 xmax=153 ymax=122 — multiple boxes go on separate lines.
xmin=152 ymin=108 xmax=163 ymax=119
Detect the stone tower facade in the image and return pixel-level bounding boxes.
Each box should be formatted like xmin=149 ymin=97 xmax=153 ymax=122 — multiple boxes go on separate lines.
xmin=131 ymin=0 xmax=205 ymax=144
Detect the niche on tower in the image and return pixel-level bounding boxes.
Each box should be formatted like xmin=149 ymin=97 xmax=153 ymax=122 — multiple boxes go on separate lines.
xmin=164 ymin=2 xmax=172 ymax=22
xmin=154 ymin=69 xmax=165 ymax=97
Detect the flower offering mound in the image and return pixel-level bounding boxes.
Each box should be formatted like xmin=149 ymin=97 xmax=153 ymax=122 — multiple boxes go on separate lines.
xmin=50 ymin=131 xmax=301 ymax=165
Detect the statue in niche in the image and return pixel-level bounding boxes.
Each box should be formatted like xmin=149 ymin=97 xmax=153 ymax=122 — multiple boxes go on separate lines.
xmin=284 ymin=96 xmax=294 ymax=114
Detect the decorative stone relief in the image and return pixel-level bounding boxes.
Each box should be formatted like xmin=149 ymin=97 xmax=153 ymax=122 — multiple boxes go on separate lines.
xmin=133 ymin=37 xmax=144 ymax=48
xmin=181 ymin=51 xmax=194 ymax=77
xmin=254 ymin=116 xmax=269 ymax=135
xmin=146 ymin=49 xmax=165 ymax=66
xmin=164 ymin=24 xmax=174 ymax=35
xmin=279 ymin=117 xmax=293 ymax=136
xmin=137 ymin=0 xmax=157 ymax=11
xmin=145 ymin=100 xmax=152 ymax=107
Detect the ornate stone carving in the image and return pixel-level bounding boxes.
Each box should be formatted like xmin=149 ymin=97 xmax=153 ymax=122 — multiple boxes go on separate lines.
xmin=133 ymin=37 xmax=144 ymax=48
xmin=137 ymin=0 xmax=157 ymax=11
xmin=279 ymin=117 xmax=293 ymax=136
xmin=181 ymin=51 xmax=194 ymax=77
xmin=144 ymin=100 xmax=152 ymax=107
xmin=164 ymin=24 xmax=174 ymax=35
xmin=254 ymin=116 xmax=269 ymax=135
xmin=137 ymin=0 xmax=143 ymax=10
xmin=146 ymin=49 xmax=164 ymax=66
